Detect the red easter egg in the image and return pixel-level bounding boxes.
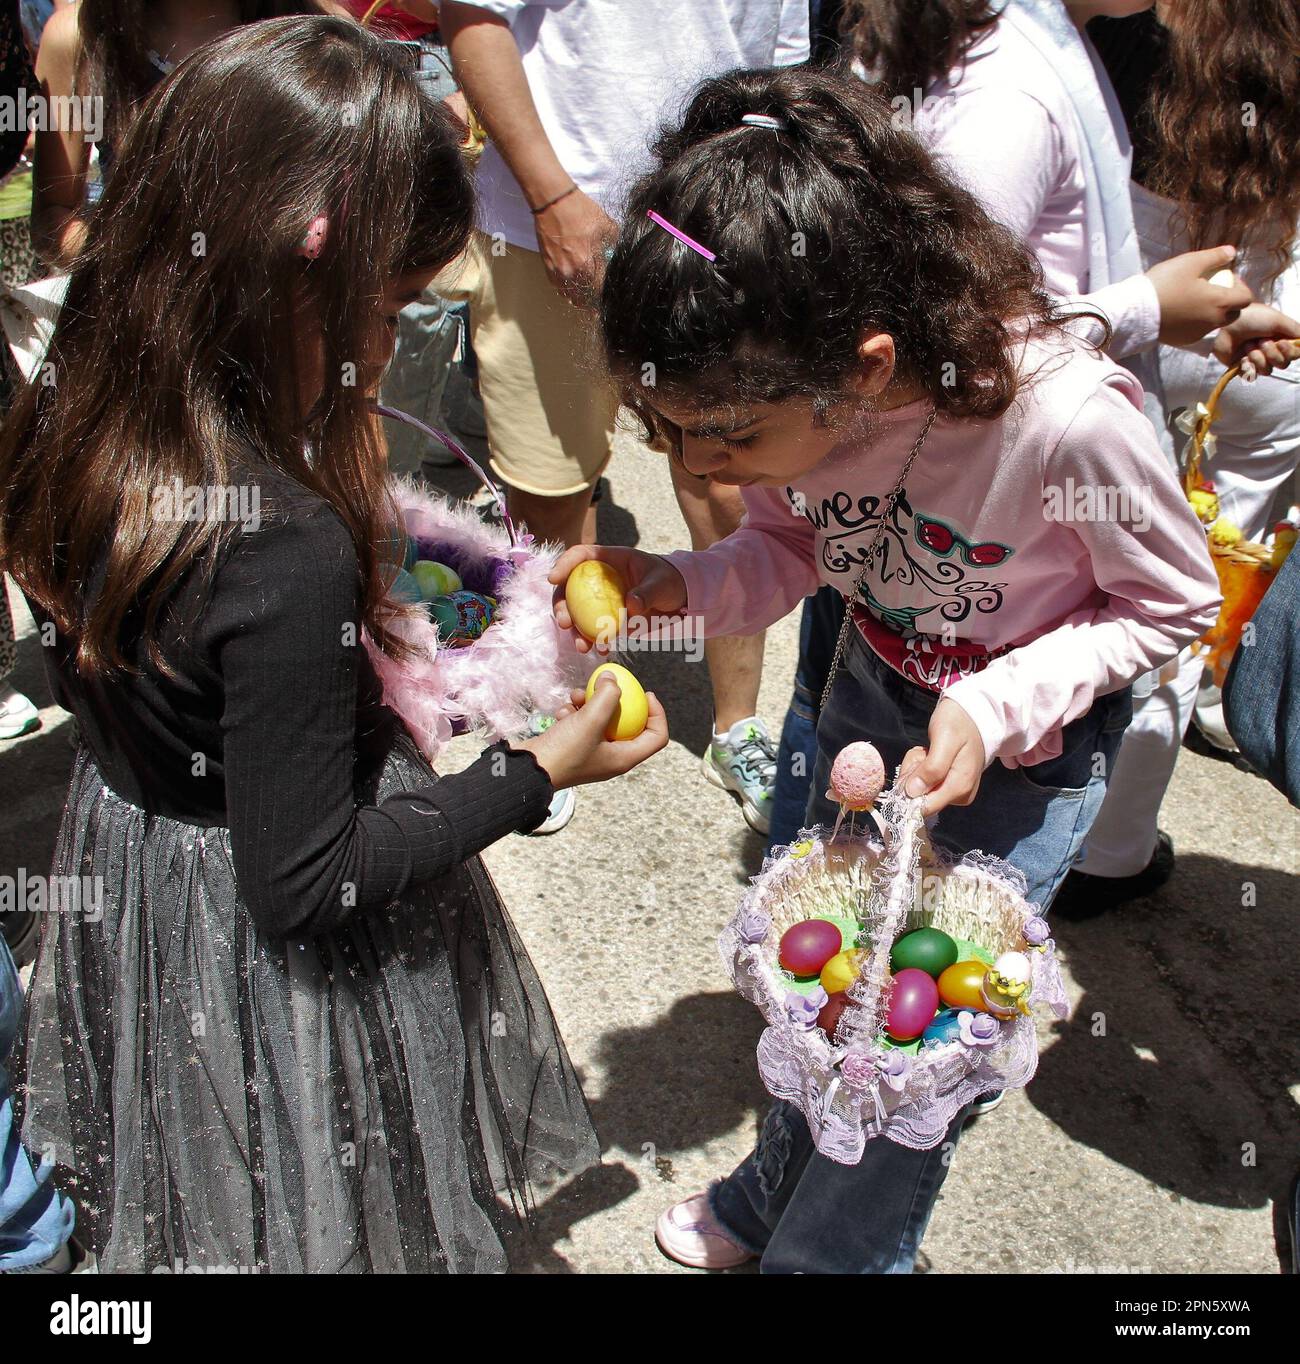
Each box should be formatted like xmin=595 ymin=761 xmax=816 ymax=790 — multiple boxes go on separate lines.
xmin=817 ymin=992 xmax=851 ymax=1038
xmin=886 ymin=968 xmax=940 ymax=1040
xmin=778 ymin=919 xmax=844 ymax=976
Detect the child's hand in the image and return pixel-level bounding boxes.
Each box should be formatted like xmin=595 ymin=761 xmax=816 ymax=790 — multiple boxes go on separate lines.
xmin=549 ymin=545 xmax=689 ymax=655
xmin=514 ymin=677 xmax=669 ymax=788
xmin=1146 ymin=246 xmax=1253 ymax=346
xmin=898 ymin=698 xmax=987 ymax=816
xmin=1213 ymin=303 xmax=1300 ymax=380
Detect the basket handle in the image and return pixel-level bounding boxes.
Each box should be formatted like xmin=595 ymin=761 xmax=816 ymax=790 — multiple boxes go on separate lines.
xmin=372 ymin=402 xmax=520 ymax=549
xmin=1184 ymin=339 xmax=1300 ymax=495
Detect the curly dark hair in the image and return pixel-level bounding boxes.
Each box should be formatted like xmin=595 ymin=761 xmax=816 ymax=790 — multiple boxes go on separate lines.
xmin=600 ymin=64 xmax=1079 ymax=430
xmin=1149 ymin=0 xmax=1300 ymax=290
xmin=840 ymin=0 xmax=1001 ymax=96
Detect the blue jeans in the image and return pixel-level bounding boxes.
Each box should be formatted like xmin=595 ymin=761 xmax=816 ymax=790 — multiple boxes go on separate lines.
xmin=1 ymin=937 xmax=75 ymax=1268
xmin=714 ymin=628 xmax=1131 ymax=1273
xmin=768 ymin=588 xmax=845 ymax=853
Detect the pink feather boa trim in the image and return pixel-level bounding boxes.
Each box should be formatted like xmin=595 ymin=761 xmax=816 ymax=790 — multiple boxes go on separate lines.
xmin=364 ymin=478 xmax=590 ymax=763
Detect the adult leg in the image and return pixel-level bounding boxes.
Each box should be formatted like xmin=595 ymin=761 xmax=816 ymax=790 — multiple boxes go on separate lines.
xmin=468 ymin=236 xmax=616 ymax=550
xmin=670 ymin=461 xmax=766 ymax=731
xmin=0 ymin=938 xmax=76 ymax=1269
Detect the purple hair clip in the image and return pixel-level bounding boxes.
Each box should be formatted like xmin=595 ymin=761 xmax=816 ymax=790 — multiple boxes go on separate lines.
xmin=646 ymin=209 xmax=716 ymax=263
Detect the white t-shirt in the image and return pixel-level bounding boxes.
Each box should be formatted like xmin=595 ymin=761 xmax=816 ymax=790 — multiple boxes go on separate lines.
xmin=454 ymin=0 xmax=810 ymax=250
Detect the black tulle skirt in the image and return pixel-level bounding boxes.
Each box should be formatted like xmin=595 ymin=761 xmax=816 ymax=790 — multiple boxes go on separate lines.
xmin=18 ymin=739 xmax=599 ymax=1272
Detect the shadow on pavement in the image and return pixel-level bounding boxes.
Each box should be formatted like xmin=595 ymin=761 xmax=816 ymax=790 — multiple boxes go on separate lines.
xmin=1030 ymin=850 xmax=1297 ymax=1265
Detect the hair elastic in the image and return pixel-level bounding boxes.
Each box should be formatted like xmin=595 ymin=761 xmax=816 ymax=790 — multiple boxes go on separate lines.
xmin=646 ymin=209 xmax=716 ymax=262
xmin=299 ymin=214 xmax=329 ymax=260
xmin=740 ymin=113 xmax=786 ymax=131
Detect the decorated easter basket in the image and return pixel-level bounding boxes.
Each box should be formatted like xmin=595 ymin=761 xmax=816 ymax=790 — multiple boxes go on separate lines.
xmin=363 ymin=405 xmax=588 ymax=762
xmin=1179 ymin=352 xmax=1299 ymax=685
xmin=721 ymin=754 xmax=1068 ymax=1164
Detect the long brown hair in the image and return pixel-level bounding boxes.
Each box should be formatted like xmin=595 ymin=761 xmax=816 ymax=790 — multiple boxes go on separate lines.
xmin=841 ymin=0 xmax=1001 ymax=97
xmin=76 ymin=0 xmax=322 ymax=151
xmin=0 ymin=15 xmax=473 ymax=676
xmin=1149 ymin=0 xmax=1300 ymax=288
xmin=601 ymin=66 xmax=1074 ymax=429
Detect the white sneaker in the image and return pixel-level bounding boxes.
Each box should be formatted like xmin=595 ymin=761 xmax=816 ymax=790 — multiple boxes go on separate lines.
xmin=529 ymin=786 xmax=575 ymax=836
xmin=702 ymin=717 xmax=776 ymax=835
xmin=1192 ymin=682 xmax=1238 ymax=754
xmin=0 ymin=685 xmax=39 ymax=739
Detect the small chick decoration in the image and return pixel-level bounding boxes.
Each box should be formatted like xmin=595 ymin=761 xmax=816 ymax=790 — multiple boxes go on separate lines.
xmin=980 ymin=951 xmax=1033 ymax=1020
xmin=1188 ymin=480 xmax=1220 ymax=525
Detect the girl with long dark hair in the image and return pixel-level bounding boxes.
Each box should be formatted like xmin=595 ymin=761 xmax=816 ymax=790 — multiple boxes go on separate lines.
xmin=2 ymin=15 xmax=666 ymax=1271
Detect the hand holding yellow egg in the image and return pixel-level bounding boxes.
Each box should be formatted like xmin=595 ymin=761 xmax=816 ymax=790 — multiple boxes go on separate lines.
xmin=564 ymin=560 xmax=627 ymax=647
xmin=584 ymin=663 xmax=649 ymax=741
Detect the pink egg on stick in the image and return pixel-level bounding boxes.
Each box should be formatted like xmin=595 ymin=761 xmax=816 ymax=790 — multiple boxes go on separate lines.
xmin=826 ymin=741 xmax=886 ymax=811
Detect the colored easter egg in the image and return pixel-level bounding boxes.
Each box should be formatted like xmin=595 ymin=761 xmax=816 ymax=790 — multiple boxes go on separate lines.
xmin=937 ymin=959 xmax=992 ymax=1012
xmin=584 ymin=662 xmax=649 ymax=741
xmin=820 ymin=948 xmax=862 ymax=995
xmin=389 ymin=567 xmax=423 ymax=605
xmin=429 ymin=590 xmax=497 ymax=646
xmin=921 ymin=1007 xmax=964 ymax=1045
xmin=778 ymin=918 xmax=844 ymax=977
xmin=889 ymin=926 xmax=959 ymax=979
xmin=412 ymin=559 xmax=463 ymax=598
xmin=826 ymin=742 xmax=886 ymax=810
xmin=817 ymin=992 xmax=851 ymax=1037
xmin=565 ymin=560 xmax=628 ymax=644
xmin=885 ymin=968 xmax=940 ymax=1040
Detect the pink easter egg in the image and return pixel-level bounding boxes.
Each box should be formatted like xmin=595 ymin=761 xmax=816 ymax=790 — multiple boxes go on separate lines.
xmin=886 ymin=968 xmax=940 ymax=1041
xmin=826 ymin=741 xmax=886 ymax=811
xmin=778 ymin=919 xmax=844 ymax=977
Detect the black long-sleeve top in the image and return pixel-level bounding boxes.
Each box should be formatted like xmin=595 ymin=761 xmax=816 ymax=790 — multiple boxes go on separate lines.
xmin=39 ymin=476 xmax=554 ymax=938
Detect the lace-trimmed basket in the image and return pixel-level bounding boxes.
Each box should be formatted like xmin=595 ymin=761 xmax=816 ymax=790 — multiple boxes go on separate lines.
xmin=363 ymin=405 xmax=589 ymax=763
xmin=720 ymin=777 xmax=1068 ymax=1163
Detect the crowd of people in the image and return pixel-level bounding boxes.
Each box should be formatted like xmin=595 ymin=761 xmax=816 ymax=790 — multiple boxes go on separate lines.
xmin=0 ymin=0 xmax=1297 ymax=1275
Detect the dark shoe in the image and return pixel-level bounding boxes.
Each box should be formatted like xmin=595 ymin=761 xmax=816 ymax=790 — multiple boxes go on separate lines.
xmin=1050 ymin=832 xmax=1175 ymax=920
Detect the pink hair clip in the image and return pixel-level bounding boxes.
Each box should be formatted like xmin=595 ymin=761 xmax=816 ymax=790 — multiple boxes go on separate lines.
xmin=299 ymin=214 xmax=329 ymax=260
xmin=646 ymin=209 xmax=716 ymax=263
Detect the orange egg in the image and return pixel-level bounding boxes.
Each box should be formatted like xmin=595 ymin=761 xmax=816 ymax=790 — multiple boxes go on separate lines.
xmin=937 ymin=959 xmax=991 ymax=1012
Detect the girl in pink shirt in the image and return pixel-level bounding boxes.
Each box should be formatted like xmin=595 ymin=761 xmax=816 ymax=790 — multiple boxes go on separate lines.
xmin=552 ymin=63 xmax=1219 ymax=1273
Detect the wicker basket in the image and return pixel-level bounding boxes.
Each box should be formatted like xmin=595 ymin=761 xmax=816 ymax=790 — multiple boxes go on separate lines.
xmin=1181 ymin=358 xmax=1298 ymax=684
xmin=721 ymin=780 xmax=1067 ymax=1163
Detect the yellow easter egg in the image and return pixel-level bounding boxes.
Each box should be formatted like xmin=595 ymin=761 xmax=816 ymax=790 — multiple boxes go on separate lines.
xmin=585 ymin=663 xmax=649 ymax=741
xmin=820 ymin=949 xmax=862 ymax=995
xmin=565 ymin=560 xmax=628 ymax=644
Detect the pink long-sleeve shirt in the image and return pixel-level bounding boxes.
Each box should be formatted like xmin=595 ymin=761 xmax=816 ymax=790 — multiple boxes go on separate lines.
xmin=911 ymin=16 xmax=1161 ymax=357
xmin=664 ymin=335 xmax=1221 ymax=769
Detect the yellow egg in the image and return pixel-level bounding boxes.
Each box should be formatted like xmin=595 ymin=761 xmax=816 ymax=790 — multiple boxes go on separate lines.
xmin=820 ymin=949 xmax=862 ymax=995
xmin=565 ymin=560 xmax=628 ymax=644
xmin=585 ymin=663 xmax=649 ymax=741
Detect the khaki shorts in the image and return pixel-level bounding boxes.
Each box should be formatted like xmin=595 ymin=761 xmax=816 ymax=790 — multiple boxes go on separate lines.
xmin=436 ymin=233 xmax=618 ymax=497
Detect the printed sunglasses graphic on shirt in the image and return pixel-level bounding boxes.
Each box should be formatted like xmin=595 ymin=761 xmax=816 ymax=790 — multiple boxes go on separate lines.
xmin=913 ymin=513 xmax=1014 ymax=568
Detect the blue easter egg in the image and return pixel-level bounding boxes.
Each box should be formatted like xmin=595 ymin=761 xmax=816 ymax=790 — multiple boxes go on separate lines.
xmin=922 ymin=1008 xmax=964 ymax=1045
xmin=429 ymin=590 xmax=497 ymax=646
xmin=389 ymin=567 xmax=424 ymax=605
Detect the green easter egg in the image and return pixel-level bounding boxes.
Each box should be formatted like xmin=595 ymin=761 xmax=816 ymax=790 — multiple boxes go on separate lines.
xmin=412 ymin=559 xmax=462 ymax=599
xmin=889 ymin=927 xmax=959 ymax=979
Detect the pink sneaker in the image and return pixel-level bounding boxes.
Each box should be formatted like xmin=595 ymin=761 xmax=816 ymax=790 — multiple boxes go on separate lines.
xmin=655 ymin=1192 xmax=755 ymax=1270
